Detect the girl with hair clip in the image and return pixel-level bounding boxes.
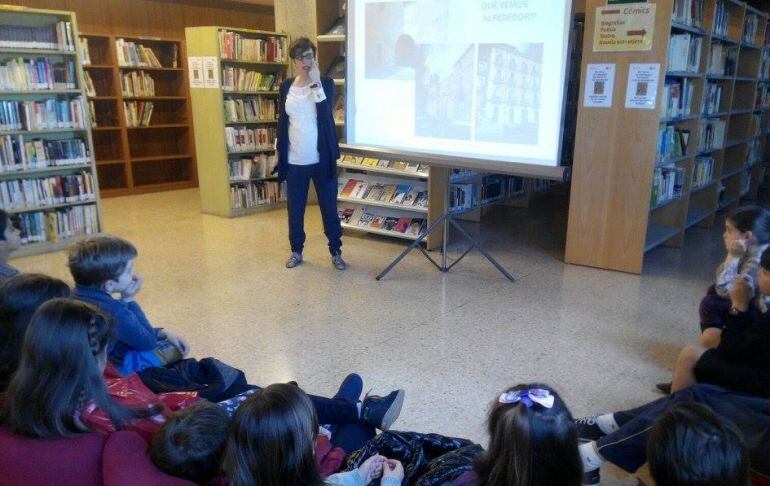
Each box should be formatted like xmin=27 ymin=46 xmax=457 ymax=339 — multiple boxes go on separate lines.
xmin=224 ymin=383 xmax=404 ymax=486
xmin=451 ymin=384 xmax=582 ymax=486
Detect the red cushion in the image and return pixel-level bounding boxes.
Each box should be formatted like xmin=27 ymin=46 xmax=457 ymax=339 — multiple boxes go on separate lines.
xmin=0 ymin=426 xmax=106 ymax=486
xmin=102 ymin=430 xmax=195 ymax=486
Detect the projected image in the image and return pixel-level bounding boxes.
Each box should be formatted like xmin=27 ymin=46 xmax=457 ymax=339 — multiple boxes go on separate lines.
xmin=414 ymin=44 xmax=474 ymax=140
xmin=364 ymin=1 xmax=415 ymax=80
xmin=475 ymin=44 xmax=543 ymax=145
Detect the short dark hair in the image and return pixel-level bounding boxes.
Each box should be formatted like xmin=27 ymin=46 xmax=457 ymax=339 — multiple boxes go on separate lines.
xmin=647 ymin=402 xmax=749 ymax=486
xmin=289 ymin=37 xmax=317 ymax=59
xmin=0 ymin=209 xmax=9 ymax=241
xmin=68 ymin=236 xmax=137 ymax=287
xmin=727 ymin=205 xmax=770 ymax=245
xmin=151 ymin=402 xmax=229 ymax=483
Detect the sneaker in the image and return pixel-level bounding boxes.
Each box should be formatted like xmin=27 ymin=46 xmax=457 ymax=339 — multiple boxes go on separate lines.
xmin=656 ymin=382 xmax=672 ymax=395
xmin=333 ymin=373 xmax=363 ymax=403
xmin=582 ymin=467 xmax=600 ymax=485
xmin=331 ymin=253 xmax=347 ymax=270
xmin=574 ymin=414 xmax=606 ymax=441
xmin=286 ymin=252 xmax=302 ymax=268
xmin=361 ymin=389 xmax=405 ymax=430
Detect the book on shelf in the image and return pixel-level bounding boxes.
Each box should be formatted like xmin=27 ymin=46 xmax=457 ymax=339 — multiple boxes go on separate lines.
xmin=83 ymin=71 xmax=96 ymax=97
xmin=223 ymin=96 xmax=278 ymax=122
xmin=79 ymin=37 xmax=91 ymax=65
xmin=743 ymin=12 xmax=760 ymax=45
xmin=123 ymin=101 xmax=154 ymax=127
xmin=221 ymin=67 xmax=283 ymax=92
xmin=0 ymin=58 xmax=77 ymax=91
xmin=662 ymin=78 xmax=694 ymax=118
xmin=760 ymin=49 xmax=770 ymax=79
xmin=14 ymin=203 xmax=98 ymax=245
xmin=708 ymin=43 xmax=738 ymax=75
xmin=650 ymin=165 xmax=684 ymax=208
xmin=698 ymin=119 xmax=726 ymax=151
xmin=703 ymin=82 xmax=723 ymax=114
xmin=0 ymin=98 xmax=86 ymax=131
xmin=692 ymin=156 xmax=714 ymax=188
xmin=326 ymin=56 xmax=346 ymax=80
xmin=449 ymin=183 xmax=478 ymax=212
xmin=747 ymin=138 xmax=761 ymax=165
xmin=657 ymin=124 xmax=690 ymax=163
xmin=713 ymin=0 xmax=730 ymax=37
xmin=0 ymin=22 xmax=74 ymax=51
xmin=756 ymin=84 xmax=770 ymax=109
xmin=87 ymin=100 xmax=97 ymax=128
xmin=324 ymin=18 xmax=346 ymax=36
xmin=115 ymin=39 xmax=162 ymax=68
xmin=740 ymin=170 xmax=751 ymax=194
xmin=358 ymin=212 xmax=375 ymax=227
xmin=370 ymin=215 xmax=386 ymax=229
xmin=338 ymin=205 xmax=426 ymax=236
xmin=121 ymin=71 xmax=155 ymax=97
xmin=0 ymin=171 xmax=95 ymax=209
xmin=750 ymin=113 xmax=763 ymax=137
xmin=230 ymin=180 xmax=286 ymax=209
xmin=225 ymin=126 xmax=276 ymax=152
xmin=0 ymin=135 xmax=90 ymax=171
xmin=672 ymin=0 xmax=704 ymax=27
xmin=218 ymin=30 xmax=286 ymax=63
xmin=338 ymin=177 xmax=427 ymax=208
xmin=667 ymin=34 xmax=702 ymax=73
xmin=229 ymin=153 xmax=277 ymax=182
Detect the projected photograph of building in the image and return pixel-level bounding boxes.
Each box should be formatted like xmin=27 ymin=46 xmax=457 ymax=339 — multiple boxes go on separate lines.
xmin=414 ymin=44 xmax=475 ymax=140
xmin=364 ymin=1 xmax=413 ymax=80
xmin=475 ymin=43 xmax=543 ymax=145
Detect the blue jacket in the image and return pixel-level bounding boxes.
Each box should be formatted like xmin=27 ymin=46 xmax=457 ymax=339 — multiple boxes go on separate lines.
xmin=72 ymin=284 xmax=159 ymax=362
xmin=275 ymin=76 xmax=340 ymax=181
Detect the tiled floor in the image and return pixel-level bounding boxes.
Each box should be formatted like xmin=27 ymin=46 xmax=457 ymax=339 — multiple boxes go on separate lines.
xmin=13 ymin=188 xmax=743 ymax=484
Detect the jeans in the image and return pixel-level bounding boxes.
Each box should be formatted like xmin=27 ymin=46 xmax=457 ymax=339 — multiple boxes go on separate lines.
xmin=286 ymin=163 xmax=342 ymax=255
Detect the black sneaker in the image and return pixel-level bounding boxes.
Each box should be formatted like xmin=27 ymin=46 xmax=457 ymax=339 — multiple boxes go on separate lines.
xmin=656 ymin=382 xmax=672 ymax=395
xmin=582 ymin=467 xmax=600 ymax=485
xmin=574 ymin=414 xmax=606 ymax=441
xmin=361 ymin=389 xmax=405 ymax=430
xmin=333 ymin=373 xmax=363 ymax=403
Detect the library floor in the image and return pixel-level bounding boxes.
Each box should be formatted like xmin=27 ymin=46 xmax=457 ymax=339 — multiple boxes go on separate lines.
xmin=14 ymin=188 xmax=742 ymax=484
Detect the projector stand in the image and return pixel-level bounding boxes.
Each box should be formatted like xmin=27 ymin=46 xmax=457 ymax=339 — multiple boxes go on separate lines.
xmin=375 ymin=201 xmax=516 ymax=282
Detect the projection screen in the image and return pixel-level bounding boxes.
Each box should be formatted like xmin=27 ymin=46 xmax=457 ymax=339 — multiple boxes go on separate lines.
xmin=345 ymin=0 xmax=574 ymax=179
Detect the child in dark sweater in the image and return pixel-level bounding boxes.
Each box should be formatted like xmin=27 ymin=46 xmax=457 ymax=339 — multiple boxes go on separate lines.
xmin=69 ymin=235 xmax=189 ymax=375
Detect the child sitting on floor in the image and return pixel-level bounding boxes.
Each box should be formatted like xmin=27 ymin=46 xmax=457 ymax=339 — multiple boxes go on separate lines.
xmin=69 ymin=235 xmax=190 ymax=375
xmin=0 ymin=210 xmax=21 ymax=281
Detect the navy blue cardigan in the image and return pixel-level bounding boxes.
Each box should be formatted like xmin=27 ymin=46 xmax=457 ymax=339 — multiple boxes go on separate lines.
xmin=275 ymin=76 xmax=340 ymax=181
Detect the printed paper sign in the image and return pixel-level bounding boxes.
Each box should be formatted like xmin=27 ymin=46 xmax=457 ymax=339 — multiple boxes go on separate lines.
xmin=203 ymin=57 xmax=219 ymax=88
xmin=594 ymin=3 xmax=656 ymax=52
xmin=188 ymin=57 xmax=203 ymax=88
xmin=584 ymin=63 xmax=616 ymax=108
xmin=625 ymin=63 xmax=660 ymax=110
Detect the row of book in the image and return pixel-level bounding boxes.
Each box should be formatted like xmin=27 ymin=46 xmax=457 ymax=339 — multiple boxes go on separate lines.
xmin=692 ymin=156 xmax=715 ymax=188
xmin=230 ymin=181 xmax=286 ymax=209
xmin=743 ymin=12 xmax=761 ymax=45
xmin=225 ymin=126 xmax=276 ymax=153
xmin=115 ymin=39 xmax=174 ymax=68
xmin=708 ymin=44 xmax=737 ymax=76
xmin=672 ymin=0 xmax=704 ymax=28
xmin=650 ymin=165 xmax=684 ymax=208
xmin=0 ymin=98 xmax=86 ymax=132
xmin=449 ymin=183 xmax=478 ymax=213
xmin=662 ymin=78 xmax=695 ymax=118
xmin=218 ymin=31 xmax=286 ymax=63
xmin=747 ymin=138 xmax=762 ymax=165
xmin=15 ymin=204 xmax=98 ymax=245
xmin=0 ymin=171 xmax=96 ymax=210
xmin=0 ymin=22 xmax=74 ymax=51
xmin=703 ymin=82 xmax=723 ymax=114
xmin=338 ymin=207 xmax=426 ymax=238
xmin=750 ymin=113 xmax=763 ymax=137
xmin=657 ymin=125 xmax=690 ymax=164
xmin=123 ymin=101 xmax=153 ymax=127
xmin=79 ymin=37 xmax=93 ymax=66
xmin=221 ymin=68 xmax=282 ymax=92
xmin=339 ymin=154 xmax=429 ymax=175
xmin=698 ymin=119 xmax=726 ymax=151
xmin=339 ymin=178 xmax=429 ymax=208
xmin=0 ymin=58 xmax=77 ymax=91
xmin=83 ymin=71 xmax=96 ymax=97
xmin=223 ymin=97 xmax=277 ymax=123
xmin=667 ymin=34 xmax=702 ymax=73
xmin=229 ymin=153 xmax=277 ymax=182
xmin=121 ymin=71 xmax=155 ymax=97
xmin=0 ymin=136 xmax=90 ymax=172
xmin=713 ymin=1 xmax=730 ymax=37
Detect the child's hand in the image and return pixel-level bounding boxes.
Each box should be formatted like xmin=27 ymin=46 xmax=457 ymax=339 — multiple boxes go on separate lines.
xmin=382 ymin=459 xmax=404 ymax=482
xmin=728 ymin=238 xmax=748 ymax=257
xmin=121 ymin=275 xmax=143 ymax=301
xmin=730 ymin=276 xmax=752 ymax=312
xmin=164 ymin=331 xmax=190 ymax=357
xmin=358 ymin=454 xmax=386 ymax=484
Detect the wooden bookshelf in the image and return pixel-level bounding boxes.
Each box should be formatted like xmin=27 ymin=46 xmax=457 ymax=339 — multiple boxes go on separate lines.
xmin=316 ymin=0 xmax=346 ymax=141
xmin=79 ymin=33 xmax=197 ymax=197
xmin=567 ymin=0 xmax=770 ymax=274
xmin=186 ymin=26 xmax=288 ymax=217
xmin=0 ymin=5 xmax=103 ymax=258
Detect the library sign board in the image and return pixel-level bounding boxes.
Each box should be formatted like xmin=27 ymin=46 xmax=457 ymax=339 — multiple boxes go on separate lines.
xmin=594 ymin=2 xmax=656 ymax=52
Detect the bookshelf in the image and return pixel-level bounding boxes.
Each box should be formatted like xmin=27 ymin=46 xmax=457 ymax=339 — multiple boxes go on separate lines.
xmin=79 ymin=33 xmax=196 ymax=197
xmin=0 ymin=5 xmax=102 ymax=258
xmin=186 ymin=26 xmax=289 ymax=217
xmin=316 ymin=0 xmax=346 ymax=141
xmin=567 ymin=0 xmax=770 ymax=274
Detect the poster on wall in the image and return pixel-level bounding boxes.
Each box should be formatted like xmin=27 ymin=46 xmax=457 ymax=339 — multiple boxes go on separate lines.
xmin=625 ymin=63 xmax=660 ymax=109
xmin=188 ymin=57 xmax=203 ymax=88
xmin=583 ymin=63 xmax=616 ymax=108
xmin=203 ymin=57 xmax=219 ymax=88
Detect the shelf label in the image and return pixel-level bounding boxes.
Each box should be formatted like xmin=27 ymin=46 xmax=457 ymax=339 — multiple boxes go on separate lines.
xmin=203 ymin=57 xmax=219 ymax=89
xmin=593 ymin=2 xmax=656 ymax=52
xmin=625 ymin=63 xmax=660 ymax=110
xmin=188 ymin=57 xmax=203 ymax=88
xmin=584 ymin=63 xmax=616 ymax=108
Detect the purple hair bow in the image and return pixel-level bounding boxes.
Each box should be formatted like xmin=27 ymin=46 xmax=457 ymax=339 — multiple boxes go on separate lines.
xmin=498 ymin=388 xmax=555 ymax=409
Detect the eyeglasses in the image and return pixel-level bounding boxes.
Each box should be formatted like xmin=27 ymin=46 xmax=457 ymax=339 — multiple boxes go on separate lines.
xmin=293 ymin=52 xmax=315 ymax=61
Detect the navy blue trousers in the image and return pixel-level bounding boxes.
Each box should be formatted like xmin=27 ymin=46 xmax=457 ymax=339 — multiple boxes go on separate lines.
xmin=286 ymin=163 xmax=342 ymax=255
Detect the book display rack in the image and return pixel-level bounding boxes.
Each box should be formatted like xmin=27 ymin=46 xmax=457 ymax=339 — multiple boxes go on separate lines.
xmin=186 ymin=26 xmax=288 ymax=217
xmin=0 ymin=5 xmax=102 ymax=258
xmin=79 ymin=33 xmax=196 ymax=197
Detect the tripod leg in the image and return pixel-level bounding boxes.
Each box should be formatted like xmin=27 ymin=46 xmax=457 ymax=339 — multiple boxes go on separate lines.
xmin=376 ymin=214 xmax=447 ymax=280
xmin=447 ymin=216 xmax=516 ymax=282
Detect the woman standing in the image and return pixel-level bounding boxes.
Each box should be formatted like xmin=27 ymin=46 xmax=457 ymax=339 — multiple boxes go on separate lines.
xmin=276 ymin=38 xmax=345 ymax=270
